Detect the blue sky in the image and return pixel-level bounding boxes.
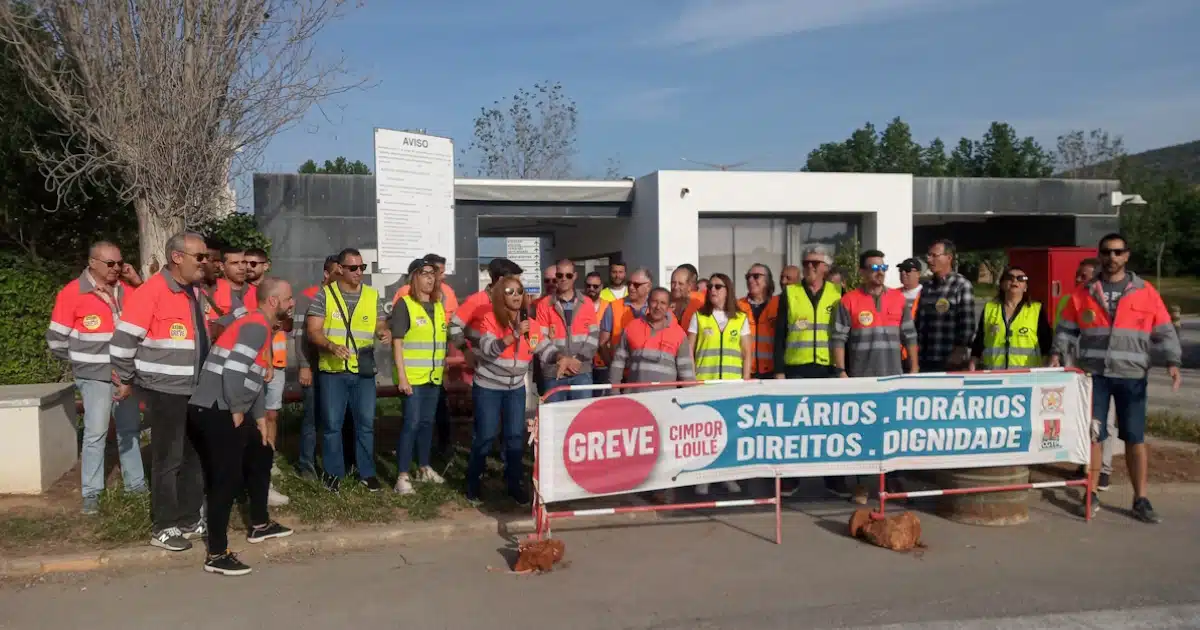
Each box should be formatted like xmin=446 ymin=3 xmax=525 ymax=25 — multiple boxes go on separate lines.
xmin=253 ymin=0 xmax=1200 ymax=186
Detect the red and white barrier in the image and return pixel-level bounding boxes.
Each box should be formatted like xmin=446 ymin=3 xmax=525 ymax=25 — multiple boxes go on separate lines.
xmin=532 ymin=380 xmax=784 ymax=545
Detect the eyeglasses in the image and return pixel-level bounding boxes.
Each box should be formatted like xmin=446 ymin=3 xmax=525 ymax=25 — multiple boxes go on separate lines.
xmin=1004 ymin=274 xmax=1029 ymax=283
xmin=801 ymin=260 xmax=824 ymax=268
xmin=585 ymin=283 xmax=602 ymax=290
xmin=555 ymin=272 xmax=575 ymax=280
xmin=745 ymin=272 xmax=765 ymax=280
xmin=341 ymin=264 xmax=367 ymax=272
xmin=867 ymin=264 xmax=889 ymax=272
xmin=91 ymin=258 xmax=124 ymax=268
xmin=1099 ymin=247 xmax=1128 ymax=257
xmin=504 ymin=287 xmax=525 ymax=296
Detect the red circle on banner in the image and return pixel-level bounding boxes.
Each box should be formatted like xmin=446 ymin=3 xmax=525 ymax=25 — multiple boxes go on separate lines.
xmin=562 ymin=397 xmax=660 ymax=495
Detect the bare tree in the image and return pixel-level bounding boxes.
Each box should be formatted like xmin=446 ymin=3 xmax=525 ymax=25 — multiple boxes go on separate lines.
xmin=462 ymin=81 xmax=578 ymax=180
xmin=1056 ymin=129 xmax=1126 ymax=179
xmin=0 ymin=0 xmax=366 ymax=272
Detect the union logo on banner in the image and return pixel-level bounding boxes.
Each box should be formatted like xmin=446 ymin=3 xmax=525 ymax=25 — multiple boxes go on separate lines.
xmin=1040 ymin=418 xmax=1062 ymax=450
xmin=1040 ymin=387 xmax=1064 ymax=414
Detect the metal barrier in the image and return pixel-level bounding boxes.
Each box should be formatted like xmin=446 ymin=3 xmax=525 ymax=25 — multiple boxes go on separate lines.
xmin=531 ymin=379 xmax=784 ymax=545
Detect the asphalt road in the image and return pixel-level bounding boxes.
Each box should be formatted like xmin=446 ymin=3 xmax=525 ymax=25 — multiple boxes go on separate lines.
xmin=4 ymin=486 xmax=1199 ymax=629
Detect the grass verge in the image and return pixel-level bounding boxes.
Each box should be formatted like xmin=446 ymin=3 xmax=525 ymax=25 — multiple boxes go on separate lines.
xmin=1146 ymin=411 xmax=1200 ymax=445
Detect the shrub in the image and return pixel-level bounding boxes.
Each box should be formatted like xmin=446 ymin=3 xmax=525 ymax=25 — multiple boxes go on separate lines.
xmin=0 ymin=252 xmax=71 ymax=384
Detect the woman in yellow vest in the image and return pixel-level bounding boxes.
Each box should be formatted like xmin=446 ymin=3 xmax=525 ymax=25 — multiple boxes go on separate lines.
xmin=686 ymin=273 xmax=751 ymax=496
xmin=391 ymin=258 xmax=448 ymax=495
xmin=969 ymin=266 xmax=1053 ymax=371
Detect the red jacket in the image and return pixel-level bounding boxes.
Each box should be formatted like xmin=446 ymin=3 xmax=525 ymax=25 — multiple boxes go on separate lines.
xmin=111 ymin=269 xmax=207 ymax=395
xmin=1054 ymin=272 xmax=1181 ymax=378
xmin=201 ymin=278 xmax=257 ymax=323
xmin=46 ymin=271 xmax=135 ymax=381
xmin=534 ymin=292 xmax=600 ymax=373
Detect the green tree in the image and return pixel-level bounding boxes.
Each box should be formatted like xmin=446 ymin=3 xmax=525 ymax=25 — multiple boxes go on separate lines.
xmin=298 ymin=157 xmax=372 ymax=175
xmin=920 ymin=138 xmax=949 ymax=176
xmin=199 ymin=213 xmax=271 ymax=255
xmin=876 ymin=117 xmax=921 ymax=174
xmin=947 ymin=138 xmax=979 ymax=176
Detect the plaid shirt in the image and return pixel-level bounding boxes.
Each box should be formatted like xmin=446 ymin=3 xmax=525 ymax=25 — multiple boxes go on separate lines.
xmin=916 ymin=272 xmax=976 ymax=370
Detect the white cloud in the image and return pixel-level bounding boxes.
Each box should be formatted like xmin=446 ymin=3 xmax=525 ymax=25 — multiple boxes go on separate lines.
xmin=605 ymin=87 xmax=687 ymax=121
xmin=656 ymin=0 xmax=969 ymax=51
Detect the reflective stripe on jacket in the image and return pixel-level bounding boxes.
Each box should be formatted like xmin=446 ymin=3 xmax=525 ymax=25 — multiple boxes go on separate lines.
xmin=474 ymin=310 xmax=536 ymax=391
xmin=317 ymin=284 xmax=379 ymax=374
xmin=782 ymin=283 xmax=841 ymax=367
xmin=693 ymin=311 xmax=747 ymax=381
xmin=394 ymin=295 xmax=447 ymax=386
xmin=534 ymin=292 xmax=600 ymax=373
xmin=47 ymin=272 xmax=133 ymax=381
xmin=110 ymin=269 xmax=204 ymax=395
xmin=737 ymin=295 xmax=779 ymax=375
xmin=189 ymin=311 xmax=270 ymax=420
xmin=611 ymin=318 xmax=694 ymax=388
xmin=833 ymin=287 xmax=913 ymax=378
xmin=1053 ymin=272 xmax=1181 ymax=378
xmin=980 ymin=301 xmax=1043 ymax=369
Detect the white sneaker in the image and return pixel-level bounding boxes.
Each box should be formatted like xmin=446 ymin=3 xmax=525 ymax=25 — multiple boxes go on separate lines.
xmin=394 ymin=475 xmax=414 ymax=495
xmin=420 ymin=466 xmax=445 ymax=484
xmin=722 ymin=480 xmax=742 ymax=493
xmin=268 ymin=485 xmax=290 ymax=507
xmin=695 ymin=483 xmax=710 ymax=496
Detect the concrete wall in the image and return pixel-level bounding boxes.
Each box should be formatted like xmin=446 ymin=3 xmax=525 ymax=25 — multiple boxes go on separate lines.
xmin=651 ymin=170 xmax=912 ymax=286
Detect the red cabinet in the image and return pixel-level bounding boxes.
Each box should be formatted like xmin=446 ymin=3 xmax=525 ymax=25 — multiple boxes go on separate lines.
xmin=1006 ymin=247 xmax=1097 ymax=321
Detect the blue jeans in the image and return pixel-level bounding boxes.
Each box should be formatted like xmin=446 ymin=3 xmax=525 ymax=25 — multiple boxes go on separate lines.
xmin=542 ymin=371 xmax=594 ymax=403
xmin=318 ymin=372 xmax=377 ymax=479
xmin=397 ymin=384 xmax=440 ymax=473
xmin=77 ymin=378 xmax=145 ymax=498
xmin=1091 ymin=375 xmax=1148 ymax=445
xmin=467 ymin=384 xmax=527 ymax=498
xmin=298 ymin=382 xmax=319 ymax=474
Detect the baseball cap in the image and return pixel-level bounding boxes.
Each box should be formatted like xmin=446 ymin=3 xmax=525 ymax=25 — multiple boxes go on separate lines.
xmin=487 ymin=257 xmax=523 ymax=281
xmin=407 ymin=257 xmax=436 ymax=275
xmin=898 ymin=258 xmax=922 ymax=272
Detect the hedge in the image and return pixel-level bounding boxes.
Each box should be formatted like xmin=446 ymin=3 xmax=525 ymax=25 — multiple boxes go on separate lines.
xmin=0 ymin=252 xmax=70 ymax=385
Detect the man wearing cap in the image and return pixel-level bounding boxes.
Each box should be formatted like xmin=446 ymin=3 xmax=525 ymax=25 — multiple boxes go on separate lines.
xmin=897 ymin=258 xmax=923 ymax=373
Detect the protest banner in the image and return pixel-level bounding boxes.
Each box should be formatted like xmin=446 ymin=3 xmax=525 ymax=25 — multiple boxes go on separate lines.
xmin=535 ymin=369 xmax=1090 ymax=504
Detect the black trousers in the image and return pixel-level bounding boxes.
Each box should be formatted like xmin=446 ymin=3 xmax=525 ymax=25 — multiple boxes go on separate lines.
xmin=190 ymin=403 xmax=272 ymax=555
xmin=142 ymin=387 xmax=204 ymax=531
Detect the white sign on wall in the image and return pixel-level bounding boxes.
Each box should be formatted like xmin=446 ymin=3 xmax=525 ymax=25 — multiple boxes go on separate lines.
xmin=506 ymin=237 xmax=542 ymax=296
xmin=374 ymin=128 xmax=455 ymax=274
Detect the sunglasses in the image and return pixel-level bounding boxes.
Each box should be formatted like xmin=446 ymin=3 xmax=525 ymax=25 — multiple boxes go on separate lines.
xmin=745 ymin=272 xmax=765 ymax=280
xmin=247 ymin=261 xmax=268 ymax=268
xmin=801 ymin=260 xmax=824 ymax=268
xmin=555 ymin=272 xmax=575 ymax=280
xmin=1099 ymin=247 xmax=1128 ymax=256
xmin=341 ymin=264 xmax=367 ymax=272
xmin=504 ymin=287 xmax=525 ymax=296
xmin=183 ymin=252 xmax=209 ymax=263
xmin=630 ymin=280 xmax=649 ymax=289
xmin=1004 ymin=274 xmax=1029 ymax=282
xmin=92 ymin=258 xmax=124 ymax=268
xmin=710 ymin=284 xmax=727 ymax=291
xmin=543 ymin=278 xmax=555 ymax=285
xmin=866 ymin=264 xmax=889 ymax=272
xmin=585 ymin=283 xmax=602 ymax=290
xmin=899 ymin=266 xmax=919 ymax=273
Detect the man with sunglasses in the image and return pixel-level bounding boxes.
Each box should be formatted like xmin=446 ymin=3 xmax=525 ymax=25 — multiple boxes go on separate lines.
xmin=583 ymin=272 xmax=610 ymax=384
xmin=598 ymin=268 xmax=654 ymax=384
xmin=773 ymin=246 xmax=842 ymax=380
xmin=737 ymin=264 xmax=780 ymax=379
xmin=1051 ymin=233 xmax=1182 ymax=523
xmin=534 ymin=258 xmax=600 ymax=402
xmin=47 ymin=241 xmax=147 ymax=515
xmin=832 ymin=250 xmax=918 ymax=503
xmin=897 ymin=258 xmax=923 ymax=373
xmin=111 ymin=231 xmax=210 ymax=551
xmin=306 ymin=248 xmax=392 ymax=493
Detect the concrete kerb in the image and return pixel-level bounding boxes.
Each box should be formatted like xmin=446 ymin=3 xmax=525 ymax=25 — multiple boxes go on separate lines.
xmin=7 ymin=482 xmax=1200 ymax=578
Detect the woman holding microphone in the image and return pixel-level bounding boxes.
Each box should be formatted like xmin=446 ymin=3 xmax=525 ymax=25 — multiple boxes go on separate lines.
xmin=466 ymin=275 xmax=535 ymax=505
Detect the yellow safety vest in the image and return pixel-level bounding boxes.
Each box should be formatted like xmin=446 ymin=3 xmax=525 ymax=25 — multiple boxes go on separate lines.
xmin=980 ymin=301 xmax=1043 ymax=369
xmin=782 ymin=283 xmax=841 ymax=367
xmin=693 ymin=311 xmax=747 ymax=380
xmin=317 ymin=283 xmax=379 ymax=374
xmin=1053 ymin=294 xmax=1071 ymax=328
xmin=599 ymin=286 xmax=627 ymax=303
xmin=394 ymin=295 xmax=447 ymax=386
